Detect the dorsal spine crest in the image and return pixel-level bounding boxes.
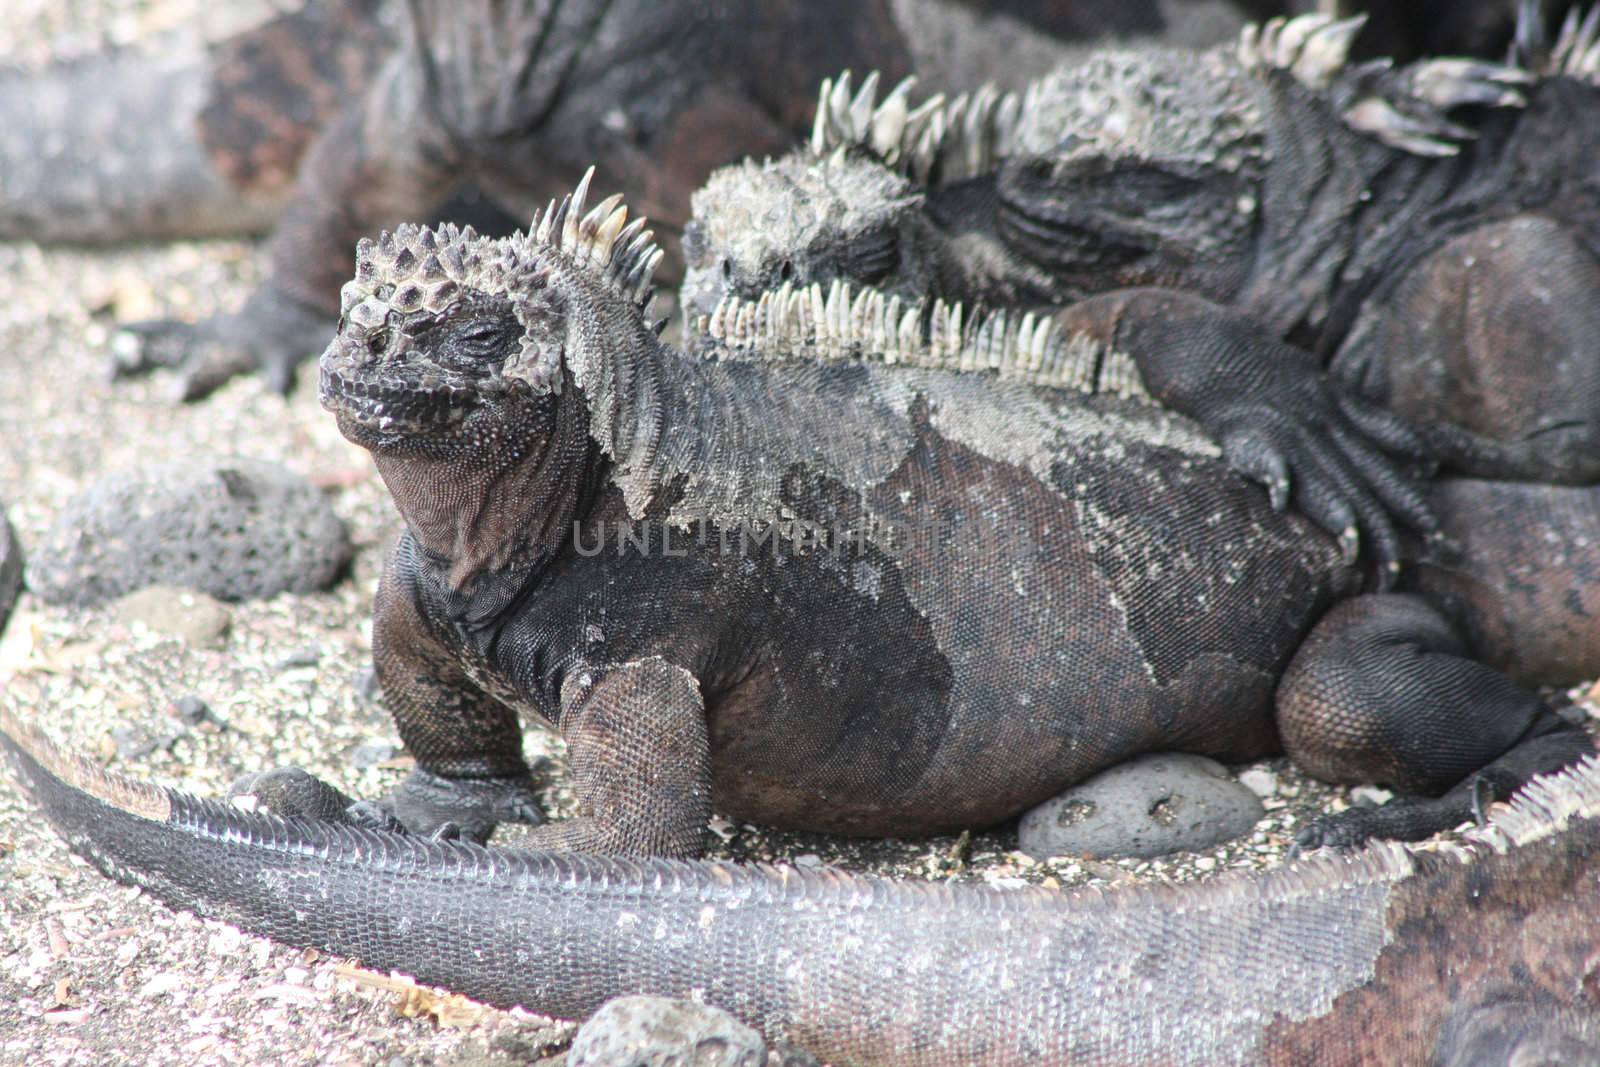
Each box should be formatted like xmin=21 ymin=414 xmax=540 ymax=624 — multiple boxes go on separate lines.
xmin=703 ymin=279 xmax=1147 ymax=400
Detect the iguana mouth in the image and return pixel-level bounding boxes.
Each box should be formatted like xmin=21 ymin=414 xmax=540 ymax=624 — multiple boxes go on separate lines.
xmin=319 ymin=364 xmax=479 ymax=441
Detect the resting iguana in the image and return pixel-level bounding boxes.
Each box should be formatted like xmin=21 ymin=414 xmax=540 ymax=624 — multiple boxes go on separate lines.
xmin=5 ymin=704 xmax=1600 ymax=1064
xmin=1 ymin=0 xmax=1147 ymax=401
xmin=681 ymin=6 xmax=1600 ymax=488
xmin=173 ymin=173 xmax=1584 ymax=860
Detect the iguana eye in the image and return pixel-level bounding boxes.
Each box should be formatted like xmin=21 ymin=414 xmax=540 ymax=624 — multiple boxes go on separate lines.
xmin=459 ymin=323 xmax=500 ymax=345
xmin=440 ymin=313 xmax=518 ymax=365
xmin=845 ymin=226 xmax=899 ymax=284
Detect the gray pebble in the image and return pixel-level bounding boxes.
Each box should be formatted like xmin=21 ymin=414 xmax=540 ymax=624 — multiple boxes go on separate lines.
xmin=569 ymin=996 xmax=769 ymax=1067
xmin=352 ymin=667 xmax=382 ymax=705
xmin=276 ymin=644 xmax=322 ymax=670
xmin=0 ymin=503 xmax=20 ymax=637
xmin=172 ymin=694 xmax=217 ymax=727
xmin=1018 ymin=753 xmax=1264 ymax=860
xmin=349 ymin=740 xmax=399 ymax=770
xmin=27 ymin=458 xmax=351 ymax=606
xmin=110 ymin=723 xmax=181 ymax=761
xmin=110 ymin=585 xmax=231 ymax=648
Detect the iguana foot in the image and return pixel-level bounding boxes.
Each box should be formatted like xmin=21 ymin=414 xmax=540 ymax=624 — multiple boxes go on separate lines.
xmin=111 ymin=286 xmax=332 ymax=401
xmin=1292 ymin=792 xmax=1474 ymax=854
xmin=1293 ymin=768 xmax=1520 ymax=853
xmin=385 ymin=768 xmax=545 ymax=845
xmin=1212 ymin=389 xmax=1438 ymax=589
xmin=229 ymin=766 xmax=370 ymax=823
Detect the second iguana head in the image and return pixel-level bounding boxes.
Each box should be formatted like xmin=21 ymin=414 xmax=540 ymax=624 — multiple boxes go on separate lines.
xmin=679 ymin=13 xmax=1533 ymax=329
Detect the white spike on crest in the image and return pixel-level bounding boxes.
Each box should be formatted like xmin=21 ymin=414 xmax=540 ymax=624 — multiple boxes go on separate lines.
xmin=562 ymin=167 xmax=594 ymax=252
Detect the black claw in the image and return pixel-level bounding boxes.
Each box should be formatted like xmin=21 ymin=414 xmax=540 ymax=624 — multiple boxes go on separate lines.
xmin=346 ymin=798 xmax=409 ymax=834
xmin=1470 ymin=776 xmax=1494 ymax=826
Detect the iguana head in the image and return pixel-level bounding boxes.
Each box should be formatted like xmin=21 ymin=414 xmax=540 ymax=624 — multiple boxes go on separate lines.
xmin=678 ymin=70 xmax=1028 ymax=325
xmin=988 ymin=47 xmax=1268 ymax=301
xmin=681 ymin=17 xmax=1411 ymax=315
xmin=320 ymin=168 xmax=662 ymax=458
xmin=679 ymin=148 xmax=926 ymax=328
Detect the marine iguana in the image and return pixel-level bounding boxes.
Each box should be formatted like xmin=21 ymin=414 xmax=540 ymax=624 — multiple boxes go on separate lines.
xmin=4 ymin=703 xmax=1600 ymax=1064
xmin=185 ymin=172 xmax=1583 ymax=860
xmin=681 ymin=6 xmax=1600 ymax=487
xmin=5 ymin=0 xmax=1141 ymax=401
xmin=0 ymin=0 xmax=393 ymax=246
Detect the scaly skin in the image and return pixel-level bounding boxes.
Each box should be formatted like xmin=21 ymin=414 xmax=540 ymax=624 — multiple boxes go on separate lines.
xmin=272 ymin=174 xmax=1591 ymax=860
xmin=682 ymin=7 xmax=1600 ymax=489
xmin=4 ymin=706 xmax=1600 ymax=1064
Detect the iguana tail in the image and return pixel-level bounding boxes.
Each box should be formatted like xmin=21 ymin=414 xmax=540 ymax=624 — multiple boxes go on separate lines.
xmin=0 ymin=0 xmax=390 ymax=245
xmin=0 ymin=44 xmax=285 ymax=244
xmin=5 ymin=702 xmax=1600 ymax=1065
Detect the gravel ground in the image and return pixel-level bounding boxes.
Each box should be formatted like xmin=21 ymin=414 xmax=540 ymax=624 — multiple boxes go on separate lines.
xmin=2 ymin=5 xmax=1598 ymax=1066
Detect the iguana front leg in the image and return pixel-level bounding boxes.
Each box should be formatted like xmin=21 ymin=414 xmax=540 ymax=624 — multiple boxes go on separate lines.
xmin=517 ymin=658 xmax=712 ymax=858
xmin=367 ymin=568 xmax=544 ymax=844
xmin=1054 ymin=288 xmax=1437 ymax=586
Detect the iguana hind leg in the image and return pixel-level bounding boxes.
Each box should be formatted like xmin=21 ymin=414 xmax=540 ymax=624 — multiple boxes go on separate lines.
xmin=1332 ymin=214 xmax=1600 ymax=485
xmin=1277 ymin=593 xmax=1594 ymax=849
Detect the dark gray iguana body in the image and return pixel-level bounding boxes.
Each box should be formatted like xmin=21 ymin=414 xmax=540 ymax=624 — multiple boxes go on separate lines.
xmin=4 ymin=705 xmax=1600 ymax=1065
xmin=681 ymin=8 xmax=1600 ymax=488
xmin=244 ymin=175 xmax=1588 ymax=857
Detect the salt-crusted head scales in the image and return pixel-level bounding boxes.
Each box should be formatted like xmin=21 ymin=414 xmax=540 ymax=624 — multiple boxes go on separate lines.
xmin=338 ymin=167 xmax=663 ymax=394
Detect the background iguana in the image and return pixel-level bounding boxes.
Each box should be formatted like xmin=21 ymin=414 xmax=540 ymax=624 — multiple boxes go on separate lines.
xmin=2 ymin=0 xmax=1210 ymax=402
xmin=681 ymin=5 xmax=1600 ymax=488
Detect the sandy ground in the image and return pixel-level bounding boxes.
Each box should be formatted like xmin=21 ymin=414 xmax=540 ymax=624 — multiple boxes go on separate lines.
xmin=1 ymin=4 xmax=1597 ymax=1066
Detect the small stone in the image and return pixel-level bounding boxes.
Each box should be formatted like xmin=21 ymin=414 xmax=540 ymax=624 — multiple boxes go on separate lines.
xmin=569 ymin=996 xmax=768 ymax=1067
xmin=27 ymin=458 xmax=353 ymax=606
xmin=110 ymin=725 xmax=161 ymax=761
xmin=1017 ymin=753 xmax=1265 ymax=860
xmin=353 ymin=668 xmax=382 ymax=705
xmin=172 ymin=694 xmax=215 ymax=726
xmin=276 ymin=645 xmax=321 ymax=670
xmin=349 ymin=740 xmax=399 ymax=770
xmin=1350 ymin=785 xmax=1394 ymax=807
xmin=110 ymin=585 xmax=231 ymax=648
xmin=1237 ymin=767 xmax=1278 ymax=798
